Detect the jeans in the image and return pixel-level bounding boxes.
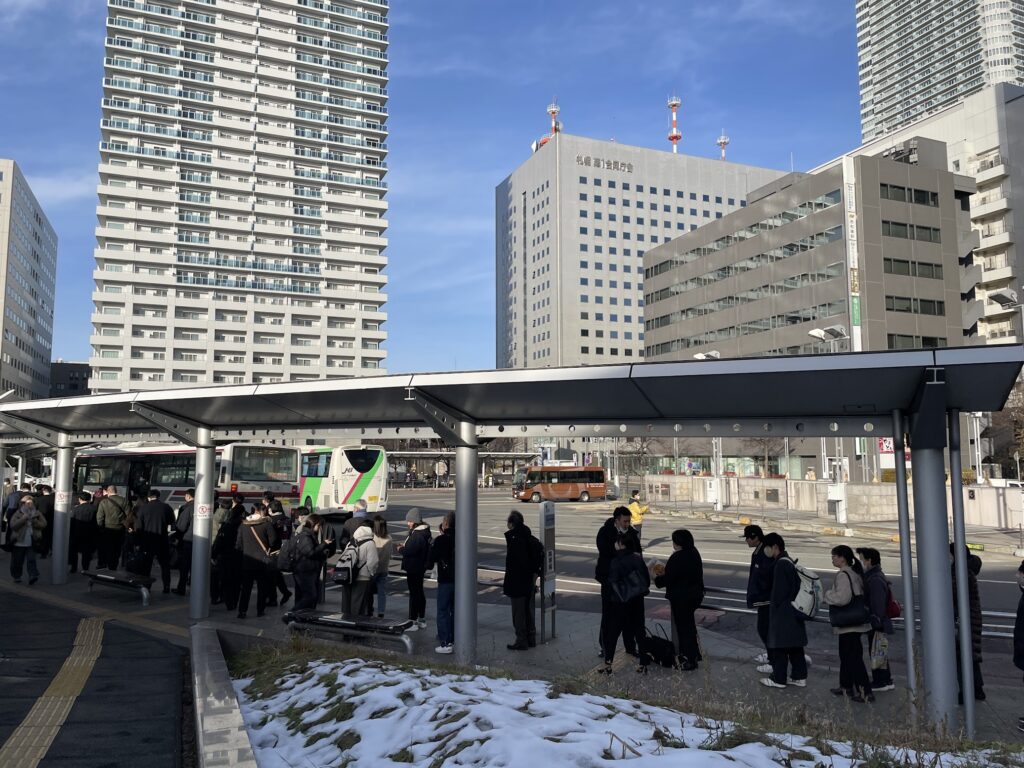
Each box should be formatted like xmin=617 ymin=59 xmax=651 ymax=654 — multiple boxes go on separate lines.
xmin=769 ymin=646 xmax=807 ymax=685
xmin=371 ymin=573 xmax=388 ymax=616
xmin=11 ymin=545 xmax=38 ymax=581
xmin=406 ymin=573 xmax=426 ymax=621
xmin=838 ymin=632 xmax=871 ymax=693
xmin=436 ymin=581 xmax=455 ymax=646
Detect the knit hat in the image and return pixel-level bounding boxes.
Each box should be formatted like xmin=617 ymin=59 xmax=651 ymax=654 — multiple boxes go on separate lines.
xmin=405 ymin=507 xmax=422 ymax=524
xmin=353 ymin=525 xmax=374 ymax=542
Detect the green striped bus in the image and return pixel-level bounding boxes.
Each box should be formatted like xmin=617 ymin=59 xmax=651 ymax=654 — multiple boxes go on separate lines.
xmin=299 ymin=444 xmax=389 ymax=514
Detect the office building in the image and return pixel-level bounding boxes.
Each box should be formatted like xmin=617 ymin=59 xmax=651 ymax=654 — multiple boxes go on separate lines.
xmin=495 ymin=132 xmax=786 ymax=368
xmin=857 ymin=0 xmax=1024 ymax=142
xmin=88 ymin=0 xmax=389 ymax=393
xmin=643 ymin=137 xmax=976 ymax=360
xmin=50 ymin=360 xmax=91 ymax=398
xmin=0 ymin=160 xmax=57 ymax=400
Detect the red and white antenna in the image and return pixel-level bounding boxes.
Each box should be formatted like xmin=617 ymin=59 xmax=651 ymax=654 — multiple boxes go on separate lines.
xmin=535 ymin=101 xmax=561 ymax=151
xmin=667 ymin=96 xmax=682 ymax=153
xmin=716 ymin=129 xmax=730 ymax=160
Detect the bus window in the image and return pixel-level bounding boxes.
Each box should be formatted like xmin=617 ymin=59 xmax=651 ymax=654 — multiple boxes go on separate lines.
xmin=343 ymin=448 xmax=380 ymax=474
xmin=302 ymin=452 xmax=331 ymax=478
xmin=587 ymin=470 xmax=605 ymax=484
xmin=233 ymin=446 xmax=298 ymax=483
xmin=152 ymin=454 xmax=196 ymax=487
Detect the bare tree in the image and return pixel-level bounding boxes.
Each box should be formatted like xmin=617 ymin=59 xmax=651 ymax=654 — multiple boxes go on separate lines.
xmin=743 ymin=436 xmax=787 ymax=477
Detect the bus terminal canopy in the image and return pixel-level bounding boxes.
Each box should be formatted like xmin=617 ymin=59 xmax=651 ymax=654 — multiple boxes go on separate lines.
xmin=1 ymin=344 xmax=1021 ymax=735
xmin=0 ymin=346 xmax=1019 ymax=445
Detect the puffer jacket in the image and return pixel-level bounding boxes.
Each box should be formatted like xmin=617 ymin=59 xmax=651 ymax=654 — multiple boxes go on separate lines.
xmin=952 ymin=553 xmax=984 ymax=662
xmin=824 ymin=566 xmax=872 ymax=635
xmin=293 ymin=527 xmax=333 ymax=575
xmin=401 ymin=524 xmax=431 ymax=575
xmin=352 ymin=526 xmax=379 ymax=582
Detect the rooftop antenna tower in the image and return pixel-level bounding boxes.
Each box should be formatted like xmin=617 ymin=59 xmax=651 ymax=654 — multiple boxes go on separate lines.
xmin=667 ymin=96 xmax=682 ymax=153
xmin=716 ymin=129 xmax=730 ymax=160
xmin=534 ymin=101 xmax=561 ymax=151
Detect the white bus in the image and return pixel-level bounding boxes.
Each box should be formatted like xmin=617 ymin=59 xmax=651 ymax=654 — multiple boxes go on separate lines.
xmin=73 ymin=442 xmax=301 ymax=507
xmin=300 ymin=444 xmax=388 ymax=514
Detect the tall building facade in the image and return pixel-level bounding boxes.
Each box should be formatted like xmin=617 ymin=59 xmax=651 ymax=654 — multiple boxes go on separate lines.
xmin=0 ymin=160 xmax=57 ymax=400
xmin=857 ymin=0 xmax=1024 ymax=142
xmin=50 ymin=361 xmax=91 ymax=398
xmin=496 ymin=133 xmax=786 ymax=369
xmin=644 ymin=138 xmax=976 ymax=360
xmin=89 ymin=0 xmax=389 ymax=393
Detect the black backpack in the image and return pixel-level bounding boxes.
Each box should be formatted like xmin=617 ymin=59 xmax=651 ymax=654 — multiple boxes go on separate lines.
xmin=529 ymin=535 xmax=545 ymax=576
xmin=277 ymin=538 xmax=298 ymax=573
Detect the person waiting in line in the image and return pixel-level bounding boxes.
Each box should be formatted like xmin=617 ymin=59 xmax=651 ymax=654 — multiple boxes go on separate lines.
xmin=212 ymin=501 xmax=244 ymax=612
xmin=369 ymin=515 xmax=393 ymax=618
xmin=856 ymin=547 xmax=895 ymax=692
xmin=823 ymin=545 xmax=873 ymax=702
xmin=209 ymin=499 xmax=232 ymax=604
xmin=291 ymin=513 xmax=334 ymax=610
xmin=429 ymin=513 xmax=456 ymax=654
xmin=172 ymin=489 xmax=195 ymax=595
xmin=68 ymin=491 xmax=98 ymax=574
xmin=95 ymin=484 xmax=129 ymax=570
xmin=744 ymin=524 xmax=774 ymax=665
xmin=9 ymin=495 xmax=45 ymax=584
xmin=627 ymin=490 xmax=648 ymax=542
xmin=235 ymin=504 xmax=279 ymax=619
xmin=760 ymin=533 xmax=808 ymax=689
xmin=595 ymin=506 xmax=642 ymax=659
xmin=653 ymin=529 xmax=704 ymax=670
xmin=503 ymin=510 xmax=542 ymax=650
xmin=600 ymin=534 xmax=650 ymax=674
xmin=1013 ymin=559 xmax=1024 ymax=734
xmin=397 ymin=508 xmax=431 ymax=630
xmin=34 ymin=485 xmax=54 ymax=559
xmin=134 ymin=489 xmax=175 ymax=594
xmin=349 ymin=524 xmax=379 ymax=618
xmin=951 ymin=542 xmax=986 ymax=703
xmin=266 ymin=499 xmax=293 ymax=607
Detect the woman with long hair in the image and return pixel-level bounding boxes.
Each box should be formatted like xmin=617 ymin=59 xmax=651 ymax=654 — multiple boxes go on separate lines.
xmin=824 ymin=544 xmax=873 ymax=702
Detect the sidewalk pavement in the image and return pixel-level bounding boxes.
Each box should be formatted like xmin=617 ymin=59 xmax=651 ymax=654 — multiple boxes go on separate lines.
xmin=647 ymin=500 xmax=1024 ymax=556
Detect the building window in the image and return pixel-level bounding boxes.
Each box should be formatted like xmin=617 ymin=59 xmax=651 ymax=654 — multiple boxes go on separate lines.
xmin=579 ymin=176 xmax=587 ymax=183
xmin=581 ymin=346 xmax=589 ymax=354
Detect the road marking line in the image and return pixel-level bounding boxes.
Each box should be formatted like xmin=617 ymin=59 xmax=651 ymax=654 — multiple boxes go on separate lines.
xmin=0 ymin=617 xmax=105 ymax=768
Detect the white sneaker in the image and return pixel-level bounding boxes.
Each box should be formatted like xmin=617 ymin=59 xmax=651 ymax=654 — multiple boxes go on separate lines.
xmin=804 ymin=654 xmax=813 ymax=666
xmin=760 ymin=677 xmax=786 ymax=689
xmin=405 ymin=622 xmax=419 ymax=632
xmin=874 ymin=683 xmax=895 ymax=692
xmin=756 ymin=664 xmax=774 ymax=674
xmin=417 ymin=619 xmax=427 ymax=629
xmin=789 ymin=678 xmax=807 ymax=688
xmin=435 ymin=644 xmax=454 ymax=655
xmin=754 ymin=652 xmax=769 ymax=664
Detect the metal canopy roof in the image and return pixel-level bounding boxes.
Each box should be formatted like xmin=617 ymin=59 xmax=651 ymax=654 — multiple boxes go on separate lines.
xmin=0 ymin=346 xmax=1020 ymax=443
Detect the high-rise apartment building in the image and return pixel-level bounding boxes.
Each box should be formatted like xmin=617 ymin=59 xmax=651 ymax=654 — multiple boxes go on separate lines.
xmin=89 ymin=0 xmax=389 ymax=393
xmin=495 ymin=133 xmax=786 ymax=369
xmin=0 ymin=160 xmax=57 ymax=400
xmin=857 ymin=0 xmax=1024 ymax=142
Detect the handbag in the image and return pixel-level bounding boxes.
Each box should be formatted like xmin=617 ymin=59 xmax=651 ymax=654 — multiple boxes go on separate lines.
xmin=828 ymin=572 xmax=872 ymax=628
xmin=870 ymin=632 xmax=889 ymax=670
xmin=611 ymin=565 xmax=649 ymax=603
xmin=248 ymin=524 xmax=280 ymax=567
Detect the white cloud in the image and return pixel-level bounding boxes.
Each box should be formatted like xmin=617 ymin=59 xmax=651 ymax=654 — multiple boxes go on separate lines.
xmin=25 ymin=170 xmax=96 ymax=207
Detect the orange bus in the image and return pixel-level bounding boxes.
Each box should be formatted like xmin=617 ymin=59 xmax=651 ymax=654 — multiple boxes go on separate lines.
xmin=513 ymin=465 xmax=608 ymax=503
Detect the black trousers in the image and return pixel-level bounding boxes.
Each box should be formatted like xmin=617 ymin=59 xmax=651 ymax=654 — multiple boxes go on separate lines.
xmin=406 ymin=573 xmax=426 ymax=621
xmin=238 ymin=566 xmax=270 ymax=616
xmin=599 ymin=583 xmax=639 ymax=655
xmin=769 ymin=646 xmax=807 ymax=684
xmin=68 ymin=522 xmax=95 ymax=572
xmin=99 ymin=529 xmax=125 ymax=570
xmin=176 ymin=543 xmax=192 ymax=592
xmin=510 ymin=591 xmax=536 ymax=646
xmin=140 ymin=544 xmax=171 ymax=591
xmin=670 ymin=598 xmax=701 ymax=664
xmin=220 ymin=561 xmax=241 ymax=611
xmin=756 ymin=605 xmax=770 ymax=650
xmin=955 ymin=638 xmax=985 ymax=697
xmin=293 ymin=570 xmax=319 ymax=610
xmin=602 ymin=598 xmax=644 ymax=663
xmin=838 ymin=632 xmax=871 ymax=693
xmin=271 ymin=569 xmax=290 ymax=601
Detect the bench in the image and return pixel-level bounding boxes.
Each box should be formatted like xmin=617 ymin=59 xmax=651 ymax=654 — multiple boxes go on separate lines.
xmin=82 ymin=569 xmax=156 ymax=607
xmin=282 ymin=609 xmax=415 ymax=653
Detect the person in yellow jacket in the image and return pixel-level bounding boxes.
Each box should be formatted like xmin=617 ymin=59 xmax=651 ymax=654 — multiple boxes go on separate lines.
xmin=627 ymin=490 xmax=648 ymax=541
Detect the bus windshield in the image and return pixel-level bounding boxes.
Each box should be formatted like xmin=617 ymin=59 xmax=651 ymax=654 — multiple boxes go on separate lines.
xmin=232 ymin=446 xmax=298 ymax=483
xmin=344 ymin=448 xmax=381 ymax=473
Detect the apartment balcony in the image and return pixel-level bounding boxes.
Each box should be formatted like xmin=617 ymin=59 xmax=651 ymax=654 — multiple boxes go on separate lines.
xmin=971 ymin=196 xmax=1011 ymax=219
xmin=975 ymin=161 xmax=1009 ymax=186
xmin=976 ymin=227 xmax=1013 ymax=253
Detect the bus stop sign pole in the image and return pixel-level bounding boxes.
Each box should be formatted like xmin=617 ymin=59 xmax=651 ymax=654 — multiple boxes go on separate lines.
xmin=538 ymin=501 xmax=556 ymax=641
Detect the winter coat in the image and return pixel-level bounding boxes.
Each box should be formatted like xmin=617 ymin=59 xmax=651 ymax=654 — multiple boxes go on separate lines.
xmin=594 ymin=518 xmax=641 ymax=584
xmin=746 ymin=542 xmax=774 ymax=608
xmin=401 ymin=524 xmax=432 ymax=576
xmin=5 ymin=489 xmax=21 ymax=512
xmin=862 ymin=564 xmax=894 ymax=634
xmin=36 ymin=493 xmax=54 ymax=526
xmin=343 ymin=514 xmax=372 ymax=542
xmin=175 ymin=502 xmax=194 ymax=544
xmin=269 ymin=511 xmax=292 ymax=542
xmin=503 ymin=523 xmax=541 ymax=599
xmin=212 ymin=511 xmax=243 ymax=565
xmin=352 ymin=527 xmax=379 ymax=582
xmin=210 ymin=504 xmax=230 ymax=545
xmin=236 ymin=516 xmax=279 ymax=569
xmin=293 ymin=527 xmax=333 ymax=575
xmin=1014 ymin=563 xmax=1024 ymax=673
xmin=96 ymin=494 xmax=129 ymax=530
xmin=607 ymin=550 xmax=650 ymax=604
xmin=429 ymin=529 xmax=455 ymax=584
xmin=952 ymin=554 xmax=984 ymax=662
xmin=824 ymin=566 xmax=872 ymax=635
xmin=70 ymin=501 xmax=98 ymax=524
xmin=654 ymin=546 xmax=704 ymax=606
xmin=628 ymin=499 xmax=648 ymax=527
xmin=10 ymin=505 xmax=44 ymax=548
xmin=767 ymin=554 xmax=807 ymax=649
xmin=373 ymin=533 xmax=393 ymax=577
xmin=134 ymin=500 xmax=174 ymax=555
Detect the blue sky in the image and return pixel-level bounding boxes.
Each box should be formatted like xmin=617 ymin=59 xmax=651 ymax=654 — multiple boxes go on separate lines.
xmin=0 ymin=0 xmax=861 ymax=374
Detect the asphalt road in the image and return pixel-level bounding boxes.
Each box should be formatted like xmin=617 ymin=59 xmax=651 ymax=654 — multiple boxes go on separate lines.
xmin=377 ymin=487 xmax=1023 ymax=670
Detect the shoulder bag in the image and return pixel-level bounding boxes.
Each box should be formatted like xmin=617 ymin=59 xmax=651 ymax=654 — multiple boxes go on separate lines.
xmin=248 ymin=524 xmax=280 ymax=567
xmin=828 ymin=571 xmax=872 ymax=628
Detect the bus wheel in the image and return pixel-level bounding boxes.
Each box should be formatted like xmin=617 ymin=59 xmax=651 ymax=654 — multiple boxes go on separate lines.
xmin=531 ymin=492 xmax=541 ymax=503
xmin=579 ymin=491 xmax=590 ymax=502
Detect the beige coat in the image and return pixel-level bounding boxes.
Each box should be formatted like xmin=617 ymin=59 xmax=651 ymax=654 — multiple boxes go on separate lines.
xmin=824 ymin=565 xmax=872 ymax=635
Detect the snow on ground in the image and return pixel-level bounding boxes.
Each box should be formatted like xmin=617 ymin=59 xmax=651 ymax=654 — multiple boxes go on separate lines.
xmin=234 ymin=658 xmax=1002 ymax=767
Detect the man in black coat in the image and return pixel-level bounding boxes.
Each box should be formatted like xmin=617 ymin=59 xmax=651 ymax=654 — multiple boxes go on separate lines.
xmin=291 ymin=514 xmax=335 ymax=610
xmin=503 ymin=511 xmax=542 ymax=650
xmin=595 ymin=506 xmax=642 ymax=657
xmin=173 ymin=489 xmax=195 ymax=595
xmin=761 ymin=533 xmax=808 ymax=688
xmin=135 ymin=489 xmax=175 ymax=593
xmin=398 ymin=507 xmax=431 ymax=627
xmin=744 ymin=524 xmax=774 ymax=659
xmin=35 ymin=485 xmax=55 ymax=558
xmin=68 ymin=491 xmax=98 ymax=573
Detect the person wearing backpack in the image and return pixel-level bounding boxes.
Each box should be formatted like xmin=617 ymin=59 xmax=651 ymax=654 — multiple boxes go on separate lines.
xmin=857 ymin=547 xmax=895 ymax=692
xmin=653 ymin=529 xmax=704 ymax=670
xmin=291 ymin=513 xmax=334 ymax=610
xmin=397 ymin=508 xmax=431 ymax=630
xmin=429 ymin=513 xmax=456 ymax=654
xmin=823 ymin=545 xmax=873 ymax=702
xmin=595 ymin=507 xmax=643 ymax=659
xmin=600 ymin=533 xmax=650 ymax=674
xmin=350 ymin=525 xmax=379 ymax=617
xmin=503 ymin=510 xmax=543 ymax=651
xmin=760 ymin=533 xmax=808 ymax=689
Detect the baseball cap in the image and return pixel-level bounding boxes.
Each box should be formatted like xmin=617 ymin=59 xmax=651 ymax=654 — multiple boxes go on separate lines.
xmin=741 ymin=524 xmax=764 ymax=539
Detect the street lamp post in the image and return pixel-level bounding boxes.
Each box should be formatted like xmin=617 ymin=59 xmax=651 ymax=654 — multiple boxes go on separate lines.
xmin=693 ymin=351 xmax=723 ymax=510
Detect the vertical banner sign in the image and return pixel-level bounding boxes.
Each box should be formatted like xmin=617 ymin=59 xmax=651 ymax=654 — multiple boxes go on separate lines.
xmin=842 ymin=157 xmax=863 ymax=351
xmin=538 ymin=501 xmax=556 ymax=641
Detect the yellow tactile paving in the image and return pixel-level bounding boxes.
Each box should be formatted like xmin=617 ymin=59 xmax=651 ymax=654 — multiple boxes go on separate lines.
xmin=0 ymin=618 xmax=105 ymax=768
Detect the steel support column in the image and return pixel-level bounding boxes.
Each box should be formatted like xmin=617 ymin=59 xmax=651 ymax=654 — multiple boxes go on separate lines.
xmin=891 ymin=410 xmax=917 ymax=706
xmin=454 ymin=422 xmax=479 ymax=665
xmin=51 ymin=434 xmax=74 ymax=585
xmin=908 ymin=368 xmax=958 ymax=730
xmin=191 ymin=428 xmax=216 ymax=621
xmin=947 ymin=409 xmax=975 ymax=738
